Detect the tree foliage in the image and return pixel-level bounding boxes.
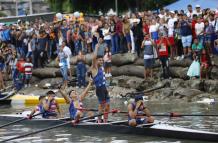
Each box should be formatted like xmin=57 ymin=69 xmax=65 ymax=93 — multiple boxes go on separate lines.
xmin=47 ymin=0 xmax=177 ymax=14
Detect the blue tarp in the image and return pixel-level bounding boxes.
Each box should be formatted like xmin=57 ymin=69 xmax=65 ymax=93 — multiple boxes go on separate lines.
xmin=165 ymin=0 xmax=218 ymax=11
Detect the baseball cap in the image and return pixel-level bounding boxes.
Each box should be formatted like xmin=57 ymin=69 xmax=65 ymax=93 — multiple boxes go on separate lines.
xmin=196 ymin=5 xmax=201 ymax=8
xmin=135 ymin=95 xmax=143 ymax=102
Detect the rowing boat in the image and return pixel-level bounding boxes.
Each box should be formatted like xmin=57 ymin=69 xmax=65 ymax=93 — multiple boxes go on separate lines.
xmin=0 ymin=90 xmax=17 ymax=105
xmin=0 ymin=113 xmax=218 ymax=142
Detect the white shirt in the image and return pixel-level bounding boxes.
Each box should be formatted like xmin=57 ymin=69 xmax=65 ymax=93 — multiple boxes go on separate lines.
xmin=195 ymin=22 xmax=204 ymax=36
xmin=168 ymin=17 xmax=177 ymax=37
xmin=186 ymin=11 xmax=193 ymax=18
xmin=149 ymin=24 xmax=159 ymax=33
xmin=193 ymin=10 xmax=202 ymax=16
xmin=63 ymin=46 xmax=72 ymax=58
xmin=102 ymin=28 xmax=111 ymax=40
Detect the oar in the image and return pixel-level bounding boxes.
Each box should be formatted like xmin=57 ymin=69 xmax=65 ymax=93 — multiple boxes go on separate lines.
xmin=0 ymin=110 xmax=119 ymax=143
xmin=0 ymin=112 xmax=43 ymax=129
xmin=76 ymin=108 xmax=218 ymax=117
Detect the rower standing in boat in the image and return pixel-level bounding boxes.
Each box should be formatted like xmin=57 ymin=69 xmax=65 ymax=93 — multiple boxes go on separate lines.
xmin=128 ymin=95 xmax=154 ymax=126
xmin=59 ymin=78 xmax=93 ymax=121
xmin=90 ymin=44 xmax=110 ymax=123
xmin=44 ymin=90 xmax=61 ymax=118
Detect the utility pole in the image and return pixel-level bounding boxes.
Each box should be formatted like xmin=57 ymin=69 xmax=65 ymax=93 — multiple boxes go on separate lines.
xmin=29 ymin=0 xmax=33 ymax=15
xmin=115 ymin=0 xmax=118 ymax=16
xmin=15 ymin=0 xmax=18 ymax=16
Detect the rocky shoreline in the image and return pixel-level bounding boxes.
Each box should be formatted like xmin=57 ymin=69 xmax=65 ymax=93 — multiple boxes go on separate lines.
xmin=8 ymin=53 xmax=218 ymax=102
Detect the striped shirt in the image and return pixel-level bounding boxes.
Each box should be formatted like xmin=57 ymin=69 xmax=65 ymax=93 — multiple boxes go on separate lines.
xmin=24 ymin=62 xmax=33 ymax=75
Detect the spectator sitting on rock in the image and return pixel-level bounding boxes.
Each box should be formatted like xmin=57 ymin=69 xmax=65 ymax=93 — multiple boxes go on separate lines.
xmin=187 ymin=52 xmax=200 ymax=79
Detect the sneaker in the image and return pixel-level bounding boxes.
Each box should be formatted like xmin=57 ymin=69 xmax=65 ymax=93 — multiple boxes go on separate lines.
xmin=176 ymin=56 xmax=180 ymax=60
xmin=24 ymin=84 xmax=27 ymax=88
xmin=76 ymin=86 xmax=79 ymax=89
xmin=181 ymin=55 xmax=184 ymax=59
xmin=108 ymin=73 xmax=112 ymax=77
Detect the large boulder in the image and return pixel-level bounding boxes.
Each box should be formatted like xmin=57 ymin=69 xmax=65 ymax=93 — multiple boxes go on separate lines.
xmin=204 ymin=80 xmax=218 ymax=93
xmin=112 ymin=65 xmax=144 ymax=78
xmin=70 ymin=53 xmax=93 ymax=66
xmin=32 ymin=68 xmax=60 ymax=78
xmin=112 ymin=76 xmax=144 ymax=89
xmin=170 ymin=67 xmax=189 ymax=79
xmin=173 ymin=88 xmax=202 ymax=100
xmin=38 ymin=77 xmax=63 ymax=88
xmin=112 ymin=53 xmax=137 ymax=66
xmin=46 ymin=60 xmax=59 ymax=68
xmin=170 ymin=78 xmax=185 ymax=89
xmin=169 ymin=59 xmax=192 ymax=67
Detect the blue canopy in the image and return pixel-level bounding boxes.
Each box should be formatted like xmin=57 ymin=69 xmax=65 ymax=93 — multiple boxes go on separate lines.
xmin=165 ymin=0 xmax=218 ymax=11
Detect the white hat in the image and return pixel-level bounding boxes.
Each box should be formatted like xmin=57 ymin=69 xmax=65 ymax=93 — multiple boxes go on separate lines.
xmin=196 ymin=5 xmax=201 ymax=8
xmin=170 ymin=11 xmax=175 ymax=14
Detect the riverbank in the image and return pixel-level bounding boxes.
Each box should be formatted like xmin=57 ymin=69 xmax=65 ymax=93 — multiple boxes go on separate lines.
xmin=6 ymin=53 xmax=218 ymax=102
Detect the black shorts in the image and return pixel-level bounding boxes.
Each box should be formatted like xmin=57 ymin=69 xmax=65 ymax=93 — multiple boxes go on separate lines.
xmin=96 ymin=86 xmax=110 ymax=104
xmin=104 ymin=62 xmax=112 ymax=68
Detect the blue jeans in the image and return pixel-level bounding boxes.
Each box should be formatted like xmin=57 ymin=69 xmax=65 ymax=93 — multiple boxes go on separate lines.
xmin=76 ymin=62 xmax=86 ymax=87
xmin=74 ymin=40 xmax=82 ymax=55
xmin=111 ymin=35 xmax=116 ymax=54
xmin=26 ymin=51 xmax=32 ymax=58
xmin=197 ymin=35 xmax=204 ymax=44
xmin=17 ymin=47 xmax=25 ymax=58
xmin=60 ymin=66 xmax=68 ymax=81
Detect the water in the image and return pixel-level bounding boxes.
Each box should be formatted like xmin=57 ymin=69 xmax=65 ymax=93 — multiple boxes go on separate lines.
xmin=0 ymin=98 xmax=218 ymax=143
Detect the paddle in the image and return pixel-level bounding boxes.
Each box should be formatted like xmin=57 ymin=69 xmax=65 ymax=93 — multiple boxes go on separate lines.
xmin=0 ymin=110 xmax=119 ymax=143
xmin=76 ymin=108 xmax=218 ymax=117
xmin=0 ymin=112 xmax=43 ymax=129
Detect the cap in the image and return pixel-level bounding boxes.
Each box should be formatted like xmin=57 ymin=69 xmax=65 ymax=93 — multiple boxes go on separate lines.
xmin=170 ymin=11 xmax=175 ymax=14
xmin=135 ymin=95 xmax=143 ymax=102
xmin=196 ymin=5 xmax=201 ymax=8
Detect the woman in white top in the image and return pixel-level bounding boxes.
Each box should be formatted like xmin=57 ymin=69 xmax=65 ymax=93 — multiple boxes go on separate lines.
xmin=195 ymin=17 xmax=204 ymax=44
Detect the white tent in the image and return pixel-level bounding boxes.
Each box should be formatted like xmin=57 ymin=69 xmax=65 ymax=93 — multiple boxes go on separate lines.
xmin=165 ymin=0 xmax=218 ymax=11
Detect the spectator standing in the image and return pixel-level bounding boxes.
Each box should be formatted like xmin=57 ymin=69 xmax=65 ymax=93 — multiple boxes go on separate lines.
xmin=24 ymin=57 xmax=33 ymax=87
xmin=57 ymin=44 xmax=68 ymax=89
xmin=76 ymin=50 xmax=86 ymax=88
xmin=156 ymin=34 xmax=171 ymax=79
xmin=141 ymin=34 xmax=155 ymax=80
xmin=62 ymin=41 xmax=72 ymax=79
xmin=180 ymin=14 xmax=192 ymax=59
xmin=122 ymin=16 xmax=132 ymax=53
xmin=195 ymin=17 xmax=204 ymax=44
xmin=103 ymin=47 xmax=112 ymax=77
xmin=0 ymin=54 xmax=5 ymax=89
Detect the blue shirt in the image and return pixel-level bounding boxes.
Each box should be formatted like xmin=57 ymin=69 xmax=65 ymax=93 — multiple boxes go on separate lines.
xmin=180 ymin=21 xmax=192 ymax=36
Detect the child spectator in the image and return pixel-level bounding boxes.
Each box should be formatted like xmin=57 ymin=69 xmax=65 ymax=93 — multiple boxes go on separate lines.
xmin=24 ymin=57 xmax=33 ymax=87
xmin=192 ymin=38 xmax=204 ymax=57
xmin=200 ymin=48 xmax=211 ymax=79
xmin=187 ymin=52 xmax=200 ymax=79
xmin=141 ymin=34 xmax=155 ymax=80
xmin=103 ymin=47 xmax=112 ymax=78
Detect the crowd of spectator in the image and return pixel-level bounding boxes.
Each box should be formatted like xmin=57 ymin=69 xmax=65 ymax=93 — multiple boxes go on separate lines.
xmin=0 ymin=4 xmax=218 ymax=90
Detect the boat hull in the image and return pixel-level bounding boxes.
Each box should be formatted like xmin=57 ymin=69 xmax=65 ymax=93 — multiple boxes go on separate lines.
xmin=74 ymin=122 xmax=218 ymax=142
xmin=0 ymin=115 xmax=218 ymax=142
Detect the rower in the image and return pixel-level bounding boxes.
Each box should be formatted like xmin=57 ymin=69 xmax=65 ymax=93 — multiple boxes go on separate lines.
xmin=44 ymin=90 xmax=61 ymax=118
xmin=128 ymin=95 xmax=154 ymax=127
xmin=90 ymin=44 xmax=110 ymax=123
xmin=59 ymin=78 xmax=93 ymax=121
xmin=28 ymin=95 xmax=47 ymax=119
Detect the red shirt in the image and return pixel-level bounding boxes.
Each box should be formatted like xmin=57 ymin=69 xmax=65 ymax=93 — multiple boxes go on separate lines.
xmin=143 ymin=24 xmax=149 ymax=34
xmin=115 ymin=20 xmax=123 ymax=35
xmin=16 ymin=60 xmax=25 ymax=73
xmin=192 ymin=20 xmax=197 ymax=39
xmin=156 ymin=38 xmax=169 ymax=57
